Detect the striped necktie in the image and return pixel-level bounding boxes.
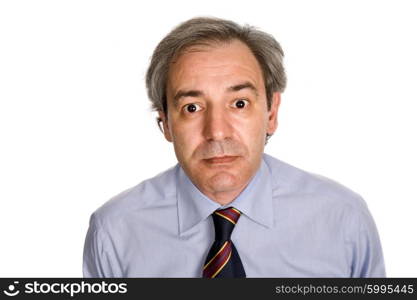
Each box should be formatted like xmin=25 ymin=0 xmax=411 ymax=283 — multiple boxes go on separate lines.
xmin=202 ymin=207 xmax=246 ymax=278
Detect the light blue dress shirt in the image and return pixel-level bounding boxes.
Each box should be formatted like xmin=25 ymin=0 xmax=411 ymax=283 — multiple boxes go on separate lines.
xmin=83 ymin=153 xmax=385 ymax=277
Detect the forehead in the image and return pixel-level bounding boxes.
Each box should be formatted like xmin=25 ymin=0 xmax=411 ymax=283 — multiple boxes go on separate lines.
xmin=167 ymin=40 xmax=265 ymax=93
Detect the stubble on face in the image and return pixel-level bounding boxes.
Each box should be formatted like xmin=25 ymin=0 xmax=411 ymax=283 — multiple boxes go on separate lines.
xmin=165 ymin=40 xmax=273 ymax=204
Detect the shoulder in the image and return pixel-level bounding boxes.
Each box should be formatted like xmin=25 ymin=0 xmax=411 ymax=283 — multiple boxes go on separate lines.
xmin=263 ymin=153 xmax=368 ymax=213
xmin=90 ymin=164 xmax=179 ymax=228
xmin=263 ymin=152 xmax=380 ymax=244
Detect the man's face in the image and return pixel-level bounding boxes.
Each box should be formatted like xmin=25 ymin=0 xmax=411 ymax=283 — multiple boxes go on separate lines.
xmin=160 ymin=40 xmax=280 ymax=202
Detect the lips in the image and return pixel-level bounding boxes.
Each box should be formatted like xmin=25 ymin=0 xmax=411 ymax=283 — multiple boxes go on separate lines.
xmin=204 ymin=156 xmax=238 ymax=164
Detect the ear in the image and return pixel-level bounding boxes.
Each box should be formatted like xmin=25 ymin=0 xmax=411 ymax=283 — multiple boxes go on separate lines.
xmin=158 ymin=111 xmax=173 ymax=142
xmin=267 ymin=92 xmax=281 ymax=135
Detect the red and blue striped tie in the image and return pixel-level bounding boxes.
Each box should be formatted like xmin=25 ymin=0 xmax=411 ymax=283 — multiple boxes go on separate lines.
xmin=202 ymin=207 xmax=246 ymax=278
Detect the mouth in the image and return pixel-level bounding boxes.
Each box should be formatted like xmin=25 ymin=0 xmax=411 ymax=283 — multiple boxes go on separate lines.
xmin=203 ymin=155 xmax=239 ymax=164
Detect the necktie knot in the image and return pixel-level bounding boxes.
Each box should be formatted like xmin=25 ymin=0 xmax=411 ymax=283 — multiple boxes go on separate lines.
xmin=212 ymin=207 xmax=241 ymax=241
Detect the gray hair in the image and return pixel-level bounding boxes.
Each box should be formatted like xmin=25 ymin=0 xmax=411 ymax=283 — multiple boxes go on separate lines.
xmin=146 ymin=17 xmax=287 ymax=115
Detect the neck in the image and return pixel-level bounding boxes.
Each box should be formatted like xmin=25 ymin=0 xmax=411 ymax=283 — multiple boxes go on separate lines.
xmin=205 ymin=189 xmax=244 ymax=206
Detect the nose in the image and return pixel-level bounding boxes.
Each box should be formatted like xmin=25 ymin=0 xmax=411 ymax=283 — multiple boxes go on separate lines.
xmin=202 ymin=105 xmax=233 ymax=141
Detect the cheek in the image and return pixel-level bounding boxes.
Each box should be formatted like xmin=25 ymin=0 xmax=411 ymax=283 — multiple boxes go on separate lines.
xmin=237 ymin=116 xmax=267 ymax=147
xmin=171 ymin=123 xmax=201 ymax=157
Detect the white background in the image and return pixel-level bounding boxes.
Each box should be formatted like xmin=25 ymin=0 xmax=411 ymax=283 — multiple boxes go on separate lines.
xmin=1 ymin=0 xmax=416 ymax=277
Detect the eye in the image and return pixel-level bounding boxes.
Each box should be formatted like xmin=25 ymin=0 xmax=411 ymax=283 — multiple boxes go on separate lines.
xmin=232 ymin=99 xmax=249 ymax=109
xmin=183 ymin=103 xmax=202 ymax=113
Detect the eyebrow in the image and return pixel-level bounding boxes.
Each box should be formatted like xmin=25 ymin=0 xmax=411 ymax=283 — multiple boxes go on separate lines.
xmin=226 ymin=81 xmax=258 ymax=95
xmin=173 ymin=90 xmax=203 ymax=103
xmin=173 ymin=81 xmax=258 ymax=106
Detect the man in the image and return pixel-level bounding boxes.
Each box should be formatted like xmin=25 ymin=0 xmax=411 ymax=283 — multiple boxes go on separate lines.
xmin=83 ymin=17 xmax=385 ymax=277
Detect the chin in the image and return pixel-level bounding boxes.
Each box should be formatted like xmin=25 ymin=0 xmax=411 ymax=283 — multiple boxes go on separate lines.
xmin=206 ymin=171 xmax=241 ymax=192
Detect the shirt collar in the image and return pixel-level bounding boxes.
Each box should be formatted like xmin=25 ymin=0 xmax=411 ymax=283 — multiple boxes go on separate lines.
xmin=176 ymin=154 xmax=274 ymax=236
